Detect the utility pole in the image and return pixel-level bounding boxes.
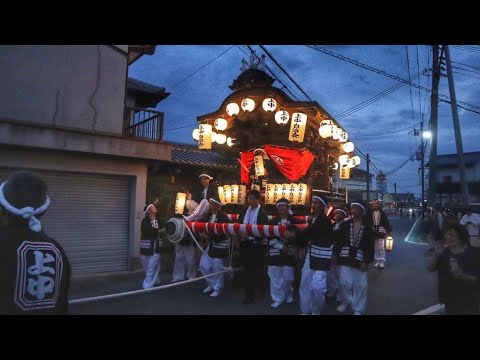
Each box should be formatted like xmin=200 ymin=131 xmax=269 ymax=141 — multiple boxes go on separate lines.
xmin=366 ymin=153 xmax=370 ymax=203
xmin=427 ymin=45 xmax=441 ymax=206
xmin=420 ymin=118 xmax=425 ymax=219
xmin=444 ymin=45 xmax=470 ymax=207
xmin=394 ymin=182 xmax=397 ymax=214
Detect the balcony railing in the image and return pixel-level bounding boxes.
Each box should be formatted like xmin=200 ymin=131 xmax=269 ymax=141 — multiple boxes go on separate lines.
xmin=124 ymin=106 xmax=164 ymax=141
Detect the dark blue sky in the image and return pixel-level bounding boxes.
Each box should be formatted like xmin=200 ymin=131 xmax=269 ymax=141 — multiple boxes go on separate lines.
xmin=130 ymin=45 xmax=480 ymax=197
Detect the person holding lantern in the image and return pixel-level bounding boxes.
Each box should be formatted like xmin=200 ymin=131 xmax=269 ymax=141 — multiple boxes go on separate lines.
xmin=367 ymin=199 xmax=392 ymax=269
xmin=335 ymin=202 xmax=374 ymax=315
xmin=266 ymin=198 xmax=300 ymax=308
xmin=284 ymin=195 xmax=333 ymax=315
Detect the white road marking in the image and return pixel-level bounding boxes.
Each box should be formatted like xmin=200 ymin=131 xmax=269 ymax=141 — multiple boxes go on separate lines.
xmin=413 ymin=303 xmax=444 ymax=315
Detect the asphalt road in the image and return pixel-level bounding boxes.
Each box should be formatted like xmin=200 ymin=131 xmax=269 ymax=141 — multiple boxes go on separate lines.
xmin=70 ymin=215 xmax=438 ymax=315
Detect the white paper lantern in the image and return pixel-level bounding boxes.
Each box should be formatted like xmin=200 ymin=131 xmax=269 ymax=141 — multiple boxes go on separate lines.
xmin=192 ymin=128 xmax=200 ymax=141
xmin=288 ymin=183 xmax=299 ymax=205
xmin=351 ymin=155 xmax=361 ymax=167
xmin=211 ymin=131 xmax=217 ymax=143
xmin=223 ymin=185 xmax=232 ymax=205
xmin=265 ymin=183 xmax=275 ymax=205
xmin=275 ymin=110 xmax=290 ymax=125
xmin=339 ymin=130 xmax=349 ymax=142
xmin=215 ymin=133 xmax=227 ymax=145
xmin=226 ymin=103 xmax=240 ymax=116
xmin=214 ymin=118 xmax=228 ymax=131
xmin=386 ymin=236 xmax=394 ymax=252
xmin=231 ymin=185 xmax=239 ymax=204
xmin=333 ymin=126 xmax=342 ymax=141
xmin=262 ymin=98 xmax=277 ymax=112
xmin=227 ymin=137 xmax=235 ymax=147
xmin=218 ymin=186 xmax=226 ymax=205
xmin=319 ymin=125 xmax=333 ymax=138
xmin=342 ymin=142 xmax=354 ymax=153
xmin=254 ymin=155 xmax=265 ymax=177
xmin=273 ymin=184 xmax=281 ymax=203
xmin=238 ymin=185 xmax=247 ymax=205
xmin=332 ymin=162 xmax=339 ymax=171
xmin=198 ymin=124 xmax=212 ymax=149
xmin=297 ymin=183 xmax=308 ymax=205
xmin=289 ymin=112 xmax=307 ymax=142
xmin=339 ymin=154 xmax=349 ymax=165
xmin=281 ymin=183 xmax=289 ymax=199
xmin=321 ymin=119 xmax=334 ymax=126
xmin=175 ymin=192 xmax=186 ymax=215
xmin=340 ymin=165 xmax=350 ymax=179
xmin=241 ymin=98 xmax=255 ymax=112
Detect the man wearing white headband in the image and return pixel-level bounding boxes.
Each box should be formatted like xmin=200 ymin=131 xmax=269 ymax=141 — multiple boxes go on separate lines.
xmin=198 ymin=197 xmax=230 ymax=297
xmin=185 ymin=173 xmax=218 ymax=214
xmin=326 ymin=209 xmax=347 ymax=302
xmin=284 ymin=195 xmax=333 ymax=315
xmin=334 ymin=202 xmax=374 ymax=315
xmin=367 ymin=199 xmax=392 ymax=269
xmin=0 ymin=171 xmax=71 ymax=314
xmin=266 ymin=198 xmax=300 ymax=308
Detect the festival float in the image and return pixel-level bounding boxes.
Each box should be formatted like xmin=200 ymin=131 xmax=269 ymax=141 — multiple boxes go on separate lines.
xmin=166 ymin=52 xmax=361 ymax=242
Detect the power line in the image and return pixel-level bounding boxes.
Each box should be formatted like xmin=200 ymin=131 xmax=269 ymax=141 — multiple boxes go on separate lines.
xmin=405 ymin=45 xmax=416 ymax=127
xmin=169 ymin=45 xmax=235 ymax=90
xmin=306 ymin=45 xmax=480 ymax=114
xmin=257 ymin=45 xmax=313 ymax=101
xmin=452 ymin=60 xmax=480 ymax=72
xmin=416 ymin=45 xmax=422 ymax=123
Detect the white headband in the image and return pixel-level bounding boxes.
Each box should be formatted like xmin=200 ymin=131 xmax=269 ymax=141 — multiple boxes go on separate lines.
xmin=334 ymin=209 xmax=347 ymax=216
xmin=312 ymin=196 xmax=326 ymax=207
xmin=199 ymin=174 xmax=213 ymax=180
xmin=0 ymin=181 xmax=50 ymax=232
xmin=209 ymin=198 xmax=222 ymax=206
xmin=351 ymin=202 xmax=365 ymax=213
xmin=276 ymin=201 xmax=291 ymax=208
xmin=144 ymin=204 xmax=157 ymax=214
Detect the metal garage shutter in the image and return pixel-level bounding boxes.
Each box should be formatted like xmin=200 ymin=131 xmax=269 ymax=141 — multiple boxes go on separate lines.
xmin=0 ymin=169 xmax=130 ymax=275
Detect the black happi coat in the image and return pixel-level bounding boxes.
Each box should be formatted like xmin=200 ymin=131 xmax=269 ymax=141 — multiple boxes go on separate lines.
xmin=140 ymin=216 xmax=165 ymax=255
xmin=237 ymin=205 xmax=269 ymax=246
xmin=334 ymin=219 xmax=375 ymax=268
xmin=202 ymin=211 xmax=230 ymax=258
xmin=366 ymin=209 xmax=392 ymax=239
xmin=0 ymin=226 xmax=71 ymax=314
xmin=265 ymin=215 xmax=300 ymax=267
xmin=191 ymin=183 xmax=219 ymax=205
xmin=295 ymin=213 xmax=334 ymax=271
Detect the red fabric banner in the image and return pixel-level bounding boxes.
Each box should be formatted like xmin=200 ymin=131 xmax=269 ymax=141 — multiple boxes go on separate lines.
xmin=263 ymin=145 xmax=315 ymax=181
xmin=239 ymin=151 xmax=255 ymax=185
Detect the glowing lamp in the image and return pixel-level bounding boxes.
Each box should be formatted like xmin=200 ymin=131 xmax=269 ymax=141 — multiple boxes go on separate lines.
xmin=175 ymin=192 xmax=186 ymax=215
xmin=386 ymin=236 xmax=393 ymax=252
xmin=198 ymin=124 xmax=212 ymax=149
xmin=262 ymin=98 xmax=277 ymax=112
xmin=275 ymin=110 xmax=289 ymax=125
xmin=241 ymin=98 xmax=255 ymax=112
xmin=226 ymin=103 xmax=240 ymax=116
xmin=342 ymin=142 xmax=354 ymax=153
xmin=214 ymin=118 xmax=228 ymax=131
xmin=192 ymin=128 xmax=200 ymax=141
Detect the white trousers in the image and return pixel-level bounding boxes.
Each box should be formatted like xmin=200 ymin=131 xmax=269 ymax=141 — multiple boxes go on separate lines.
xmin=199 ymin=253 xmax=225 ymax=291
xmin=172 ymin=244 xmax=197 ymax=281
xmin=338 ymin=265 xmax=367 ymax=314
xmin=299 ymin=251 xmax=327 ymax=315
xmin=141 ymin=253 xmax=161 ymax=289
xmin=267 ymin=265 xmax=294 ymax=303
xmin=326 ymin=263 xmax=340 ymax=299
xmin=374 ymin=238 xmax=386 ymax=263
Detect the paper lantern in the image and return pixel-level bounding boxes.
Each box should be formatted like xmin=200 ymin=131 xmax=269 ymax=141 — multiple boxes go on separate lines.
xmin=238 ymin=185 xmax=247 ymax=205
xmin=254 ymin=155 xmax=265 ymax=177
xmin=332 ymin=162 xmax=339 ymax=171
xmin=321 ymin=119 xmax=334 ymax=126
xmin=241 ymin=98 xmax=255 ymax=112
xmin=288 ymin=183 xmax=299 ymax=205
xmin=192 ymin=128 xmax=200 ymax=141
xmin=211 ymin=131 xmax=217 ymax=143
xmin=175 ymin=192 xmax=186 ymax=215
xmin=275 ymin=110 xmax=289 ymax=125
xmin=339 ymin=130 xmax=349 ymax=142
xmin=214 ymin=118 xmax=228 ymax=131
xmin=273 ymin=184 xmax=281 ymax=203
xmin=281 ymin=183 xmax=289 ymax=200
xmin=223 ymin=185 xmax=232 ymax=205
xmin=340 ymin=165 xmax=350 ymax=179
xmin=339 ymin=154 xmax=349 ymax=165
xmin=350 ymin=155 xmax=361 ymax=167
xmin=231 ymin=185 xmax=239 ymax=204
xmin=226 ymin=103 xmax=240 ymax=116
xmin=218 ymin=186 xmax=226 ymax=205
xmin=333 ymin=126 xmax=342 ymax=141
xmin=297 ymin=183 xmax=308 ymax=205
xmin=342 ymin=142 xmax=354 ymax=153
xmin=386 ymin=236 xmax=393 ymax=252
xmin=289 ymin=112 xmax=307 ymax=142
xmin=262 ymin=98 xmax=277 ymax=112
xmin=227 ymin=137 xmax=235 ymax=147
xmin=265 ymin=183 xmax=274 ymax=205
xmin=319 ymin=125 xmax=333 ymax=138
xmin=198 ymin=124 xmax=212 ymax=149
xmin=215 ymin=133 xmax=227 ymax=145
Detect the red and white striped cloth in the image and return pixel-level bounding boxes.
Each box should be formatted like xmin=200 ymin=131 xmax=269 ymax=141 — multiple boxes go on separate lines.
xmin=186 ymin=221 xmax=308 ymax=238
xmin=226 ymin=214 xmax=310 ymax=223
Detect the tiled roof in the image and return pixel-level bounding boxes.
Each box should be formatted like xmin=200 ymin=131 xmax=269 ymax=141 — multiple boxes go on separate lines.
xmin=127 ymin=77 xmax=167 ymax=95
xmin=171 ymin=144 xmax=237 ymax=169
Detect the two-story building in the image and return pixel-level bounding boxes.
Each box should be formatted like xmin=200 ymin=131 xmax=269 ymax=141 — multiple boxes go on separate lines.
xmin=0 ymin=45 xmax=172 ymax=274
xmin=333 ymin=167 xmax=377 ymax=203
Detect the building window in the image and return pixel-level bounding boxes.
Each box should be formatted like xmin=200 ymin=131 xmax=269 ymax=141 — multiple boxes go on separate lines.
xmin=442 ymin=175 xmax=452 ymax=183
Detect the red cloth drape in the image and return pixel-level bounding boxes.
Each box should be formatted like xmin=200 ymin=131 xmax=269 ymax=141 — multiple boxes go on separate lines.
xmin=263 ymin=145 xmax=315 ymax=181
xmin=239 ymin=151 xmax=255 ymax=185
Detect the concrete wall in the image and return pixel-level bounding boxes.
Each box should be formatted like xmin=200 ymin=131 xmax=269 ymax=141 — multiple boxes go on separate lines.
xmin=0 ymin=147 xmax=147 ymax=267
xmin=0 ymin=45 xmax=127 ymax=135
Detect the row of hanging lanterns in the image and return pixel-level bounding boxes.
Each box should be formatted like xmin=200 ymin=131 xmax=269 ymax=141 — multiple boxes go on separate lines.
xmin=218 ymin=185 xmax=247 ymax=205
xmin=264 ymin=183 xmax=308 ymax=206
xmin=319 ymin=120 xmax=349 ymax=143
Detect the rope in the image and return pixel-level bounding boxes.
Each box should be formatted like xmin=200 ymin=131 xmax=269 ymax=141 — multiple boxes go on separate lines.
xmin=69 ymin=268 xmax=239 ymax=305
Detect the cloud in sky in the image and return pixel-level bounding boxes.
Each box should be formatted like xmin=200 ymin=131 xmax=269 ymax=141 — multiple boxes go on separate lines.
xmin=130 ymin=45 xmax=480 ymax=197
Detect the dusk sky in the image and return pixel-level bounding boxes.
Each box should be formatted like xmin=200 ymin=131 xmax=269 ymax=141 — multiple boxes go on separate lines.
xmin=129 ymin=45 xmax=480 ymax=197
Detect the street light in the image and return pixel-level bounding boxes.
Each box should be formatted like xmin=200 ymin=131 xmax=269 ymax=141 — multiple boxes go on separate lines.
xmin=422 ymin=131 xmax=432 ymax=139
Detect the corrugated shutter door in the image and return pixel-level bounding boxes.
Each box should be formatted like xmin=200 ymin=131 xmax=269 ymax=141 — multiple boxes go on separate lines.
xmin=0 ymin=169 xmax=130 ymax=274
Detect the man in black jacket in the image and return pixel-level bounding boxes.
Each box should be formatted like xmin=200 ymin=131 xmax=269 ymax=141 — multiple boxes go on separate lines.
xmin=366 ymin=199 xmax=392 ymax=269
xmin=237 ymin=189 xmax=269 ymax=304
xmin=0 ymin=171 xmax=71 ymax=315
